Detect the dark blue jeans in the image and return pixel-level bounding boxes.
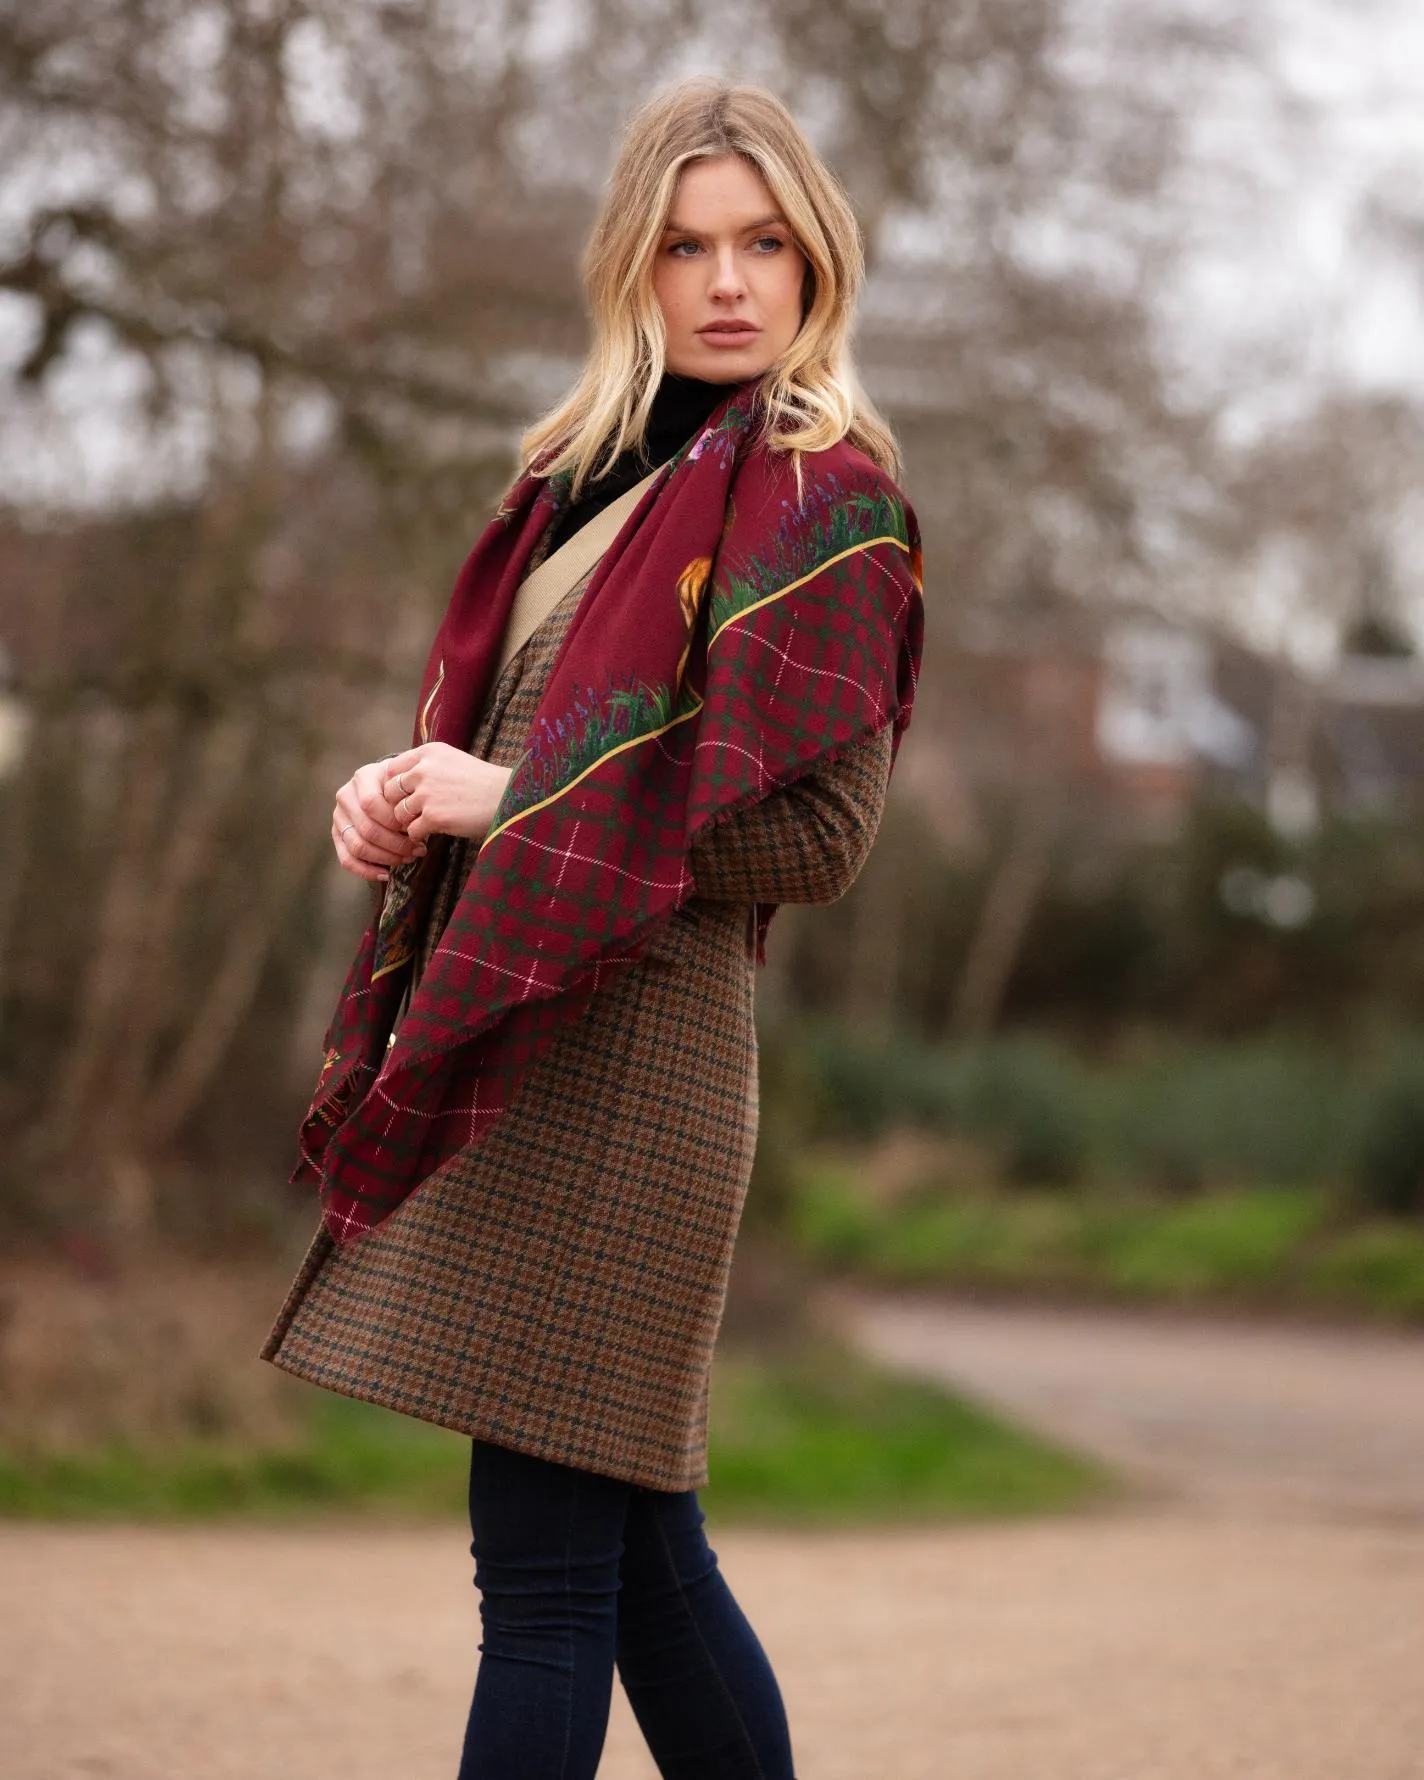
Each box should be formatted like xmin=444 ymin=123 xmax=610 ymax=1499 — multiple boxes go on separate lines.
xmin=458 ymin=1438 xmax=795 ymax=1780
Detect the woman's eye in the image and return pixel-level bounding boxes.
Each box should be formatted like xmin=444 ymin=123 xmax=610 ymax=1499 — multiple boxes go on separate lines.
xmin=752 ymin=236 xmax=785 ymax=253
xmin=668 ymin=239 xmax=701 ymax=257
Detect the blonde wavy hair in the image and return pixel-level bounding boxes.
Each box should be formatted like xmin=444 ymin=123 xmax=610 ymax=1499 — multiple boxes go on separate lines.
xmin=521 ymin=78 xmax=899 ymax=494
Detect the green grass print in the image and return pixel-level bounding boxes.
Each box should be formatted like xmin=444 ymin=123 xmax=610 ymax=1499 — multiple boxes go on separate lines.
xmin=709 ymin=487 xmax=910 ymax=639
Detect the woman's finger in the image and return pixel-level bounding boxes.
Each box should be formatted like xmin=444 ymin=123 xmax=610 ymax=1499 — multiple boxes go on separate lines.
xmin=332 ymin=817 xmax=389 ymax=884
xmin=337 ymin=806 xmax=416 ymax=866
xmin=349 ymin=826 xmax=412 ymax=867
xmin=380 ymin=746 xmax=424 ymax=778
xmin=382 ymin=765 xmax=423 ymax=809
xmin=339 ymin=783 xmax=408 ymax=848
xmin=356 ymin=780 xmax=406 ymax=832
xmin=379 ymin=753 xmax=427 ymax=807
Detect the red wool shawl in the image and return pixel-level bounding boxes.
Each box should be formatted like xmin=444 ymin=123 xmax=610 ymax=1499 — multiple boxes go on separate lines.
xmin=296 ymin=385 xmax=924 ymax=1243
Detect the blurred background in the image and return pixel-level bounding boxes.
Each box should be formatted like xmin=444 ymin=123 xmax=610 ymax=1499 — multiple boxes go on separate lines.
xmin=2 ymin=0 xmax=1424 ymax=1519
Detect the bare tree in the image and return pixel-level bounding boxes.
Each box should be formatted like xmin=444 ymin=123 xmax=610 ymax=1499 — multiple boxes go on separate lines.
xmin=0 ymin=0 xmax=1307 ymax=1240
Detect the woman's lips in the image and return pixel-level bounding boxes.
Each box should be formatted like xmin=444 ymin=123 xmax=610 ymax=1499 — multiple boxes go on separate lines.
xmin=697 ymin=323 xmax=760 ymax=347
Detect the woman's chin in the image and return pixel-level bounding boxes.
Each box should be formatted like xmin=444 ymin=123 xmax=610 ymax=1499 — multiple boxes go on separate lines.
xmin=666 ymin=347 xmax=775 ymax=384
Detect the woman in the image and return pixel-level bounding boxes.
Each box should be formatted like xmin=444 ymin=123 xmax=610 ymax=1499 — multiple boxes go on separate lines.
xmin=264 ymin=77 xmax=923 ymax=1780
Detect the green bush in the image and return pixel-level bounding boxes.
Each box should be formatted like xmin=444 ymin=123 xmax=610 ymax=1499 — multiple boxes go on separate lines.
xmin=1107 ymin=1042 xmax=1357 ymax=1193
xmin=789 ymin=1026 xmax=1094 ymax=1187
xmin=772 ymin=1022 xmax=1424 ymax=1209
xmin=1355 ymin=1052 xmax=1424 ymax=1218
xmin=952 ymin=1040 xmax=1093 ymax=1187
xmin=797 ymin=1024 xmax=959 ymax=1140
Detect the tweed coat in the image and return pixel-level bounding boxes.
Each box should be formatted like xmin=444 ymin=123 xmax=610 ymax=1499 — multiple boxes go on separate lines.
xmin=263 ymin=557 xmax=895 ymax=1493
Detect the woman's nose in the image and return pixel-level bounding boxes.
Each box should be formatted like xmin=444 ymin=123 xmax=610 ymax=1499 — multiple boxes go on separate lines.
xmin=707 ymin=246 xmax=746 ymax=300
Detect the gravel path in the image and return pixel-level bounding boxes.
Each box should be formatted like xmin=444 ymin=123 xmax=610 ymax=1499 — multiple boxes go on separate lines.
xmin=5 ymin=1297 xmax=1424 ymax=1779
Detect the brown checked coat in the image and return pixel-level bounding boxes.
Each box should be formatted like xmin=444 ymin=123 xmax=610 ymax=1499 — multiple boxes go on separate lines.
xmin=263 ymin=558 xmax=894 ymax=1492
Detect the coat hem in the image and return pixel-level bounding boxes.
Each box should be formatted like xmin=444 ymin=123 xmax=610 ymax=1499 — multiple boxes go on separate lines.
xmin=260 ymin=1342 xmax=710 ymax=1496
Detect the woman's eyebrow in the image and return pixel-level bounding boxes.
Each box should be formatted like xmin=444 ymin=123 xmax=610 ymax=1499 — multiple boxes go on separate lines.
xmin=661 ymin=213 xmax=789 ymax=236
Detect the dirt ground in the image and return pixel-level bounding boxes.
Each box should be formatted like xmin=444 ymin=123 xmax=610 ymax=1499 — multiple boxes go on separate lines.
xmin=5 ymin=1297 xmax=1424 ymax=1779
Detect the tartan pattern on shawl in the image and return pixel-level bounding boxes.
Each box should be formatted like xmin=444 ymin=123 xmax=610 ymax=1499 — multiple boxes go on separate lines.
xmin=296 ymin=387 xmax=923 ymax=1244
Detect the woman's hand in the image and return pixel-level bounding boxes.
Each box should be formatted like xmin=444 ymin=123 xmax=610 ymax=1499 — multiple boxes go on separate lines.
xmin=332 ymin=758 xmax=427 ymax=884
xmin=381 ymin=743 xmax=513 ymax=846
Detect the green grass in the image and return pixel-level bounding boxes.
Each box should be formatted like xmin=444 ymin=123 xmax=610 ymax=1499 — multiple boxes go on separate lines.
xmin=0 ymin=1393 xmax=472 ymax=1521
xmin=1301 ymin=1222 xmax=1424 ymax=1319
xmin=0 ymin=1343 xmax=1108 ymax=1524
xmin=791 ymin=1168 xmax=1424 ymax=1321
xmin=702 ymin=1346 xmax=1108 ymax=1524
xmin=1088 ymin=1189 xmax=1331 ymax=1300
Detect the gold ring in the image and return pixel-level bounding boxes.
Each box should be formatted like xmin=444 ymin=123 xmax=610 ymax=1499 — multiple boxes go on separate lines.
xmin=399 ymin=772 xmax=411 ymax=795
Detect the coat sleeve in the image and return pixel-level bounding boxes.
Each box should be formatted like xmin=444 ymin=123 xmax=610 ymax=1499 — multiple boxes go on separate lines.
xmin=688 ymin=724 xmax=894 ymax=906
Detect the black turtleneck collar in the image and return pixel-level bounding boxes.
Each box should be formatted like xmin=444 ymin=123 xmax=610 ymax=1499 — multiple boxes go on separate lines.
xmin=544 ymin=371 xmax=737 ymax=554
xmin=641 ymin=371 xmax=731 ymax=466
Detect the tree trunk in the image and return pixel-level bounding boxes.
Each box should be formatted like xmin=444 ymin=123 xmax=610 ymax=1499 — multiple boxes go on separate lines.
xmin=952 ymin=791 xmax=1058 ymax=1037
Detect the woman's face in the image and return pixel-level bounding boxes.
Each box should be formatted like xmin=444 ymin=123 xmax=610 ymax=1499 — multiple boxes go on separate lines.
xmin=651 ymin=154 xmax=807 ymax=383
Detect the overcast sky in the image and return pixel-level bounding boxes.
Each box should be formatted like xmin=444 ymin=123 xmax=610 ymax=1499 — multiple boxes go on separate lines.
xmin=1165 ymin=0 xmax=1424 ymax=424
